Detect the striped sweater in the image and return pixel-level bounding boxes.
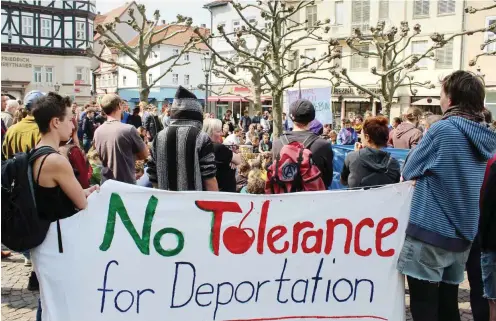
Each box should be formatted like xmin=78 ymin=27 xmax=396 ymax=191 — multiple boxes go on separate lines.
xmin=403 ymin=116 xmax=496 ymax=251
xmin=147 ymin=119 xmax=216 ymax=191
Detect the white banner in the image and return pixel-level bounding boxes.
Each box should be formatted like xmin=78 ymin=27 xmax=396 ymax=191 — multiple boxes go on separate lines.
xmin=285 ymin=87 xmax=333 ymax=126
xmin=33 ymin=181 xmax=413 ymax=321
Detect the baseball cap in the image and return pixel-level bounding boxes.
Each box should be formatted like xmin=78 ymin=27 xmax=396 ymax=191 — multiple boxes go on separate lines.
xmin=289 ymin=99 xmax=315 ymax=124
xmin=23 ymin=90 xmax=45 ymax=110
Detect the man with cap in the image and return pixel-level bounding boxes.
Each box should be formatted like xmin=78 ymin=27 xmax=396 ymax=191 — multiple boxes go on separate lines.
xmin=272 ymin=99 xmax=334 ymax=187
xmin=147 ymin=86 xmax=218 ymax=191
xmin=2 ymin=90 xmax=44 ymax=160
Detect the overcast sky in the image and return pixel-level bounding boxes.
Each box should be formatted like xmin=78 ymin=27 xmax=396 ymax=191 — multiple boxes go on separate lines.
xmin=96 ymin=0 xmax=211 ymax=27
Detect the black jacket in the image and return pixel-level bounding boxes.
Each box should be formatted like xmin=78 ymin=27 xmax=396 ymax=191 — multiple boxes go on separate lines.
xmin=82 ymin=117 xmax=95 ymax=140
xmin=341 ymin=147 xmax=401 ymax=188
xmin=144 ymin=115 xmax=163 ymax=141
xmin=480 ymin=156 xmax=496 ymax=252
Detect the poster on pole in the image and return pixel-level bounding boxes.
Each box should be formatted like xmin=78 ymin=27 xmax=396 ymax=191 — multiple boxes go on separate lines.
xmin=33 ymin=180 xmax=412 ymax=321
xmin=285 ymin=87 xmax=333 ymax=126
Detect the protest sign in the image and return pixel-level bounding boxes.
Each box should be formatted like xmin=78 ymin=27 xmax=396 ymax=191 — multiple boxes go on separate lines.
xmin=285 ymin=87 xmax=332 ymax=126
xmin=33 ymin=180 xmax=412 ymax=321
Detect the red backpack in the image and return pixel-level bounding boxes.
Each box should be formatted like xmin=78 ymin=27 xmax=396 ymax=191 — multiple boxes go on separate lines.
xmin=265 ymin=134 xmax=326 ymax=194
xmin=60 ymin=144 xmax=90 ymax=189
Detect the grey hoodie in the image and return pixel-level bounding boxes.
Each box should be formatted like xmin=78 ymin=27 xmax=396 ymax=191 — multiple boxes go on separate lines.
xmin=341 ymin=147 xmax=401 ymax=188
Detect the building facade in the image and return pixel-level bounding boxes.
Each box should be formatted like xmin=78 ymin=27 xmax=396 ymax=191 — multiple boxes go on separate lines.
xmin=1 ymin=0 xmax=96 ymax=103
xmin=206 ymin=0 xmax=485 ymax=124
xmin=464 ymin=0 xmax=496 ymax=116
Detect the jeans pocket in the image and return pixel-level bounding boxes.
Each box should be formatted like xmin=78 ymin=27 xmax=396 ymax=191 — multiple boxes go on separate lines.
xmin=419 ymin=243 xmax=449 ymax=269
xmin=397 ymin=237 xmax=416 ymax=271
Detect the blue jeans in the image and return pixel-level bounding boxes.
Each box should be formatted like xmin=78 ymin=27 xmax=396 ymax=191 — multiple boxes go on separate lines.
xmin=83 ymin=139 xmax=92 ymax=153
xmin=397 ymin=235 xmax=471 ymax=284
xmin=481 ymin=251 xmax=496 ymax=299
xmin=36 ymin=299 xmax=42 ymax=321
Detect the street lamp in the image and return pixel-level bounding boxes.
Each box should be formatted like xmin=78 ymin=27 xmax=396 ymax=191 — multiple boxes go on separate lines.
xmin=54 ymin=83 xmax=60 ymax=93
xmin=201 ymin=52 xmax=212 ymax=112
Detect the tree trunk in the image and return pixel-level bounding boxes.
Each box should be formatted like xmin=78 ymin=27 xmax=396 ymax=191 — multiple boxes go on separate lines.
xmin=272 ymin=90 xmax=283 ymax=138
xmin=139 ymin=69 xmax=149 ymax=104
xmin=253 ymin=85 xmax=262 ymax=113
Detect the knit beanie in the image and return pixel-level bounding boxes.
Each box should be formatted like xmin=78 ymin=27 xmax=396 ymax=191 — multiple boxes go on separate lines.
xmin=170 ymin=86 xmax=203 ymax=122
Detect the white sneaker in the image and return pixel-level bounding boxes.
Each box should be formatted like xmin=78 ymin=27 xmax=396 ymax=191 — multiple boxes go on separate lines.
xmin=24 ymin=258 xmax=32 ymax=267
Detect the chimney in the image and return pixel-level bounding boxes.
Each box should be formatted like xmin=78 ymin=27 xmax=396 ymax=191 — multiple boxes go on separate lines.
xmin=97 ymin=11 xmax=101 ymax=15
xmin=200 ymin=24 xmax=206 ymax=28
xmin=161 ymin=20 xmax=166 ymax=25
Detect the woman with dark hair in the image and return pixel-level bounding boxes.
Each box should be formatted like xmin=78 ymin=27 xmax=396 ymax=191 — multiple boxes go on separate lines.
xmin=30 ymin=92 xmax=99 ymax=320
xmin=340 ymin=116 xmax=401 ymax=188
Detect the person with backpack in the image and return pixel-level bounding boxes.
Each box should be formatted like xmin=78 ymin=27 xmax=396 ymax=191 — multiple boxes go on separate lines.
xmin=270 ymin=99 xmax=334 ymax=192
xmin=340 ymin=116 xmax=401 ymax=188
xmin=2 ymin=92 xmax=99 ymax=318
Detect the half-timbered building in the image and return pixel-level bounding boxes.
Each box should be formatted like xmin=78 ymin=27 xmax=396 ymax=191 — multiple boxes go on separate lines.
xmin=1 ymin=0 xmax=96 ymax=103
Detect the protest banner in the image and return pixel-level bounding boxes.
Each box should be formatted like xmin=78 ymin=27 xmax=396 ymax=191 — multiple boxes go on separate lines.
xmin=285 ymin=87 xmax=332 ymax=126
xmin=32 ymin=180 xmax=413 ymax=321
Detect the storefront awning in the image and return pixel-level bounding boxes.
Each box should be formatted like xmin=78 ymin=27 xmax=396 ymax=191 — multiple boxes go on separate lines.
xmin=207 ymin=96 xmax=272 ymax=102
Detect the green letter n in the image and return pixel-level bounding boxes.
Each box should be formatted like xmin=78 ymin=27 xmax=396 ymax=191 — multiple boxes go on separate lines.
xmin=99 ymin=193 xmax=158 ymax=255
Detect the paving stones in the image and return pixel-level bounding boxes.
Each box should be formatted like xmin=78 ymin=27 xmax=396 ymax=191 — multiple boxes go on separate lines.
xmin=1 ymin=251 xmax=475 ymax=320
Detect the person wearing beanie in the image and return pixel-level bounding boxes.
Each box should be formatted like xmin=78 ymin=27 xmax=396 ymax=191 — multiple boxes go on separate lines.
xmin=147 ymin=86 xmax=218 ymax=191
xmin=2 ymin=90 xmax=44 ymax=160
xmin=271 ymin=99 xmax=334 ymax=187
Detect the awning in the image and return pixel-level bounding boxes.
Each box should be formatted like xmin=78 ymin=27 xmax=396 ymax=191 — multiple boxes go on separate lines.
xmin=411 ymin=98 xmax=440 ymax=106
xmin=129 ymin=98 xmax=156 ymax=103
xmin=207 ymin=95 xmax=272 ymax=102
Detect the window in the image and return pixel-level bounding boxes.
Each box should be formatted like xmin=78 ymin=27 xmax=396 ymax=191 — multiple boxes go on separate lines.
xmin=184 ymin=75 xmax=190 ymax=86
xmin=289 ymin=50 xmax=299 ymax=71
xmin=33 ymin=66 xmax=42 ymax=83
xmin=233 ymin=20 xmax=241 ymax=32
xmin=173 ymin=48 xmax=179 ymax=56
xmin=122 ymin=76 xmax=127 ymax=86
xmin=486 ymin=17 xmax=496 ymax=52
xmin=414 ymin=0 xmax=430 ymax=17
xmin=435 ymin=41 xmax=453 ymax=69
xmin=22 ymin=16 xmax=33 ymax=35
xmin=148 ymin=51 xmax=154 ymax=59
xmin=76 ymin=22 xmax=86 ymax=40
xmin=248 ymin=17 xmax=257 ymax=26
xmin=351 ymin=0 xmax=370 ymax=33
xmin=45 ymin=67 xmax=53 ymax=83
xmin=184 ymin=53 xmax=189 ymax=61
xmin=76 ymin=67 xmax=84 ymax=81
xmin=412 ymin=40 xmax=429 ymax=68
xmin=379 ymin=0 xmax=389 ymax=20
xmin=304 ymin=48 xmax=316 ymax=67
xmin=438 ymin=0 xmax=455 ymax=15
xmin=41 ymin=18 xmax=51 ymax=37
xmin=351 ymin=45 xmax=369 ymax=70
xmin=335 ymin=1 xmax=344 ymax=25
xmin=306 ymin=5 xmax=317 ymax=27
xmin=173 ymin=74 xmax=178 ymax=85
xmin=148 ymin=73 xmax=152 ymax=84
xmin=265 ymin=21 xmax=272 ymax=30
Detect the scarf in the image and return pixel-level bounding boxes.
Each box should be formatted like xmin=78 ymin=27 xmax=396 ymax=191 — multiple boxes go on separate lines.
xmin=442 ymin=106 xmax=484 ymax=123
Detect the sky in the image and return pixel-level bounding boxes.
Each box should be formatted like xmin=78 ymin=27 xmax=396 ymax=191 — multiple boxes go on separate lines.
xmin=96 ymin=0 xmax=212 ymax=27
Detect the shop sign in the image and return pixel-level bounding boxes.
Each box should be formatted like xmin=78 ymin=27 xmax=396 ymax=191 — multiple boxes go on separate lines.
xmin=1 ymin=56 xmax=32 ymax=68
xmin=332 ymin=87 xmax=355 ymax=95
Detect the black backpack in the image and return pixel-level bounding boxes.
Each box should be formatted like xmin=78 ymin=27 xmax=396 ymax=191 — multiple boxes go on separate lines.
xmin=1 ymin=146 xmax=58 ymax=252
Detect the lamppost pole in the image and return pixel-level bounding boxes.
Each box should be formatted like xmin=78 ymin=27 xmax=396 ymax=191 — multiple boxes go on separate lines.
xmin=201 ymin=52 xmax=212 ymax=113
xmin=205 ymin=72 xmax=209 ymax=113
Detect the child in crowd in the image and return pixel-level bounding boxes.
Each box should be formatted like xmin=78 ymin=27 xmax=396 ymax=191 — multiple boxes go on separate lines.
xmin=87 ymin=148 xmax=102 ymax=186
xmin=135 ymin=160 xmax=145 ymax=181
xmin=236 ymin=160 xmax=251 ymax=192
xmin=329 ymin=130 xmax=338 ymax=144
xmin=248 ymin=136 xmax=260 ymax=153
xmin=260 ymin=133 xmax=272 ymax=152
xmin=240 ymin=169 xmax=266 ymax=194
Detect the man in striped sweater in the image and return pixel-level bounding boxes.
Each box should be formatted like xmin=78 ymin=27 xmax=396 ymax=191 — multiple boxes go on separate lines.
xmin=397 ymin=70 xmax=496 ymax=321
xmin=147 ymin=86 xmax=218 ymax=191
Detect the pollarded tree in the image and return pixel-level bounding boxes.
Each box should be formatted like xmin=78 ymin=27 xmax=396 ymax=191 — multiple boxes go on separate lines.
xmin=87 ymin=4 xmax=203 ymax=103
xmin=465 ymin=1 xmax=496 ymax=66
xmin=331 ymin=21 xmax=490 ymax=117
xmin=194 ymin=0 xmax=339 ymax=137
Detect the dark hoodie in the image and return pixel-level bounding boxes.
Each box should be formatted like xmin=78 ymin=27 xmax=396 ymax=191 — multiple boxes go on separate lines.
xmin=340 ymin=147 xmax=401 ymax=188
xmin=390 ymin=122 xmax=423 ymax=149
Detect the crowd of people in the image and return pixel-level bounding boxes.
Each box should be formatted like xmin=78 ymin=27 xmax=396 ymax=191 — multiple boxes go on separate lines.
xmin=1 ymin=70 xmax=496 ymax=321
